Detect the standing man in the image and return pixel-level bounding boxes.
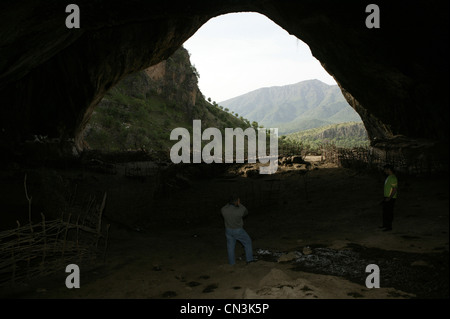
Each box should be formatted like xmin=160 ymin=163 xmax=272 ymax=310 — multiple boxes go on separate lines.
xmin=221 ymin=194 xmax=254 ymax=265
xmin=381 ymin=164 xmax=398 ymax=231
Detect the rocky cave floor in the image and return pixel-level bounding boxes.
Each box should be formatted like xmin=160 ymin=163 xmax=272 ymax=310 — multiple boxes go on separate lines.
xmin=0 ymin=156 xmax=448 ymax=299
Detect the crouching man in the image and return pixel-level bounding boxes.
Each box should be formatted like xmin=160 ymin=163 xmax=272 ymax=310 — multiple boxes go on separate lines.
xmin=221 ymin=194 xmax=254 ymax=265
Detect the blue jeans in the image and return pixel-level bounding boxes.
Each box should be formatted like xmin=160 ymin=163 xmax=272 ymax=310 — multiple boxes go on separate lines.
xmin=225 ymin=228 xmax=253 ymax=265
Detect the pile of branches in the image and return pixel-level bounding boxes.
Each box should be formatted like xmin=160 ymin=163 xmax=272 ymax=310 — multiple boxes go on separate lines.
xmin=0 ymin=176 xmax=110 ymax=287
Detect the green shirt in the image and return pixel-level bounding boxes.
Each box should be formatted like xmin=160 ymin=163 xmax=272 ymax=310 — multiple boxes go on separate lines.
xmin=384 ymin=174 xmax=398 ymax=198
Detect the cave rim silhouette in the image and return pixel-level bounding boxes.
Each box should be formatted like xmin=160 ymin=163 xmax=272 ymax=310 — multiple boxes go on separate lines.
xmin=0 ymin=1 xmax=448 ymax=157
xmin=81 ymin=11 xmax=370 ymax=157
xmin=1 ymin=0 xmax=448 ymax=302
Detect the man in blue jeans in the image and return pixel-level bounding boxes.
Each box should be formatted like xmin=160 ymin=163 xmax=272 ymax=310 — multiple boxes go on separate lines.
xmin=221 ymin=194 xmax=254 ymax=265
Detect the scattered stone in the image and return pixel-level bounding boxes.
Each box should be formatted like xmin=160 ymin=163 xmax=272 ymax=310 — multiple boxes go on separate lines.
xmin=186 ymin=281 xmax=201 ymax=287
xmin=279 ymin=157 xmax=289 ymax=165
xmin=202 ymin=283 xmax=218 ymax=293
xmin=255 ymin=248 xmax=283 ymax=262
xmin=277 ymin=251 xmax=300 ymax=263
xmin=291 ymin=156 xmax=305 ymax=164
xmin=302 ymin=246 xmax=313 ymax=255
xmin=347 ymin=291 xmax=364 ymax=298
xmin=162 ymin=291 xmax=177 ymax=298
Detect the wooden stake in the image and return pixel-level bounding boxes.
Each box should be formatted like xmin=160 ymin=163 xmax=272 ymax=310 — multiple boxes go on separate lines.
xmin=103 ymin=224 xmax=111 ymax=263
xmin=96 ymin=192 xmax=107 ymax=248
xmin=41 ymin=213 xmax=46 ymax=272
xmin=62 ymin=213 xmax=71 ymax=256
xmin=76 ymin=214 xmax=80 ymax=259
xmin=11 ymin=220 xmax=21 ymax=284
xmin=23 ymin=174 xmax=33 ymax=231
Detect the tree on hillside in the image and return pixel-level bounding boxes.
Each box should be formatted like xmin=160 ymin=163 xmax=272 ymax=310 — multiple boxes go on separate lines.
xmin=191 ymin=64 xmax=200 ymax=79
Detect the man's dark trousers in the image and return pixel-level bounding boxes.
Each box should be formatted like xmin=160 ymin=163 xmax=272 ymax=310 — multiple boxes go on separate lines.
xmin=382 ymin=199 xmax=396 ymax=229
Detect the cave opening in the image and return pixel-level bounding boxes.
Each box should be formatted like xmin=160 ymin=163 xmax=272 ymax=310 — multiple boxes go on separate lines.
xmin=0 ymin=1 xmax=448 ymax=299
xmin=82 ymin=12 xmax=368 ymax=156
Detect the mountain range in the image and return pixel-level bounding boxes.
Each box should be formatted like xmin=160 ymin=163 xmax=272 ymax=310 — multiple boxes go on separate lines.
xmin=219 ymin=79 xmax=362 ymax=135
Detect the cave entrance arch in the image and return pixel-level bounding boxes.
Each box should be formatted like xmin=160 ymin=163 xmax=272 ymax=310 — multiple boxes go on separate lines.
xmin=71 ymin=2 xmax=441 ymax=151
xmin=0 ymin=1 xmax=447 ymax=158
xmin=84 ymin=11 xmax=369 ymax=153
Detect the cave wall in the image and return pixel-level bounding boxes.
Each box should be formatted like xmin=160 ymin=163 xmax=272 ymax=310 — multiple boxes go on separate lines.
xmin=0 ymin=0 xmax=448 ymax=157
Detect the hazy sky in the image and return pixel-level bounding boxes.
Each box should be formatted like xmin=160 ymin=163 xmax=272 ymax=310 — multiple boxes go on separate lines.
xmin=183 ymin=12 xmax=337 ymax=103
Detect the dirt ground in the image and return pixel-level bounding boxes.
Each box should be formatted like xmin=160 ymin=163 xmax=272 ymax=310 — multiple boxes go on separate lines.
xmin=1 ymin=156 xmax=448 ymax=299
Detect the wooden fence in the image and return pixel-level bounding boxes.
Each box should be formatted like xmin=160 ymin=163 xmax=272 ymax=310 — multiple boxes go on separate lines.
xmin=322 ymin=144 xmax=446 ymax=175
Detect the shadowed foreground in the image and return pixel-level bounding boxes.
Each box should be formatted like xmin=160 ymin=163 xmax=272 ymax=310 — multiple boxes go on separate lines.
xmin=1 ymin=158 xmax=448 ymax=299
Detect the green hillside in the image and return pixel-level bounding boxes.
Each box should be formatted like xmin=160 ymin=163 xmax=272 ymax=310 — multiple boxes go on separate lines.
xmin=286 ymin=122 xmax=369 ymax=150
xmin=83 ymin=47 xmax=250 ymax=158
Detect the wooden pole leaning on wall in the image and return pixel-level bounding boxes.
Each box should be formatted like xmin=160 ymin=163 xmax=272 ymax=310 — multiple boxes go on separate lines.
xmin=23 ymin=174 xmax=33 ymax=279
xmin=11 ymin=220 xmax=21 ymax=284
xmin=96 ymin=192 xmax=107 ymax=249
xmin=62 ymin=213 xmax=72 ymax=257
xmin=23 ymin=174 xmax=33 ymax=230
xmin=53 ymin=212 xmax=63 ymax=254
xmin=40 ymin=213 xmax=47 ymax=274
xmin=103 ymin=224 xmax=111 ymax=263
xmin=75 ymin=215 xmax=81 ymax=259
